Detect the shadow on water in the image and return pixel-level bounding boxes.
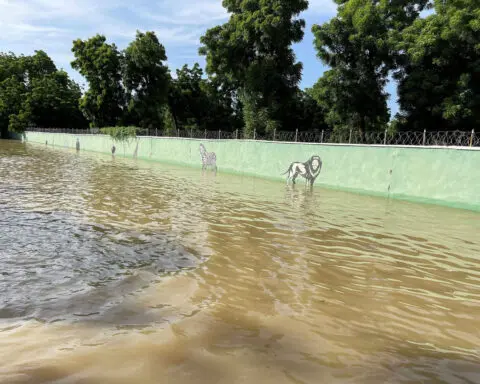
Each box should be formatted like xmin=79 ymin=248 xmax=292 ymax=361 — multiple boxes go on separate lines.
xmin=0 ymin=203 xmax=203 ymax=324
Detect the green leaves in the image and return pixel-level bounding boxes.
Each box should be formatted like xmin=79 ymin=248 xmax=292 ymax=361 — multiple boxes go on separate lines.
xmin=199 ymin=0 xmax=308 ymax=134
xmin=167 ymin=63 xmax=241 ymax=132
xmin=2 ymin=0 xmax=477 ymax=137
xmin=71 ymin=35 xmax=125 ymax=127
xmin=394 ymin=0 xmax=480 ymax=131
xmin=0 ymin=51 xmax=85 ymax=137
xmin=123 ymin=31 xmax=170 ymax=129
xmin=71 ymin=31 xmax=170 ymax=129
xmin=312 ymin=0 xmax=431 ymax=134
xmin=99 ymin=126 xmax=138 ymax=142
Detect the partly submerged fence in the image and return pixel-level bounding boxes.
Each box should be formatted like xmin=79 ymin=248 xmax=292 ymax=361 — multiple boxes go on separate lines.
xmin=25 ymin=127 xmax=480 ymax=147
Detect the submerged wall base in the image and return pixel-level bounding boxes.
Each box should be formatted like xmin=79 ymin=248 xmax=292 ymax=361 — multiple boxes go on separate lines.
xmin=24 ymin=132 xmax=480 ymax=212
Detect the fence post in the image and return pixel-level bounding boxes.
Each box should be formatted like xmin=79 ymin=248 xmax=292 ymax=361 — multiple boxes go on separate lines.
xmin=470 ymin=129 xmax=474 ymax=147
xmin=349 ymin=129 xmax=352 ymax=144
xmin=295 ymin=128 xmax=298 ymax=142
xmin=273 ymin=128 xmax=276 ymax=141
xmin=320 ymin=130 xmax=324 ymax=143
xmin=155 ymin=128 xmax=158 ymax=136
xmin=384 ymin=129 xmax=387 ymax=145
xmin=254 ymin=129 xmax=256 ymax=140
xmin=423 ymin=129 xmax=426 ymax=146
xmin=235 ymin=129 xmax=238 ymax=140
xmin=190 ymin=128 xmax=193 ymax=138
xmin=177 ymin=129 xmax=179 ymax=137
xmin=204 ymin=129 xmax=207 ymax=139
xmin=218 ymin=130 xmax=221 ymax=139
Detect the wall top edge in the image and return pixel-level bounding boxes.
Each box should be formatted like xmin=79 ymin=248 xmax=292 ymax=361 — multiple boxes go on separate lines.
xmin=25 ymin=132 xmax=480 ymax=151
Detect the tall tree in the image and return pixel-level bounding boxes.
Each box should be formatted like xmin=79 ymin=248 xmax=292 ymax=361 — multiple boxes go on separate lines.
xmin=394 ymin=0 xmax=480 ymax=131
xmin=312 ymin=0 xmax=430 ymax=135
xmin=168 ymin=63 xmax=207 ymax=130
xmin=123 ymin=31 xmax=170 ymax=129
xmin=0 ymin=53 xmax=25 ymax=137
xmin=168 ymin=63 xmax=241 ymax=132
xmin=25 ymin=70 xmax=86 ymax=129
xmin=199 ymin=0 xmax=308 ymax=135
xmin=309 ymin=67 xmax=389 ymax=135
xmin=0 ymin=51 xmax=85 ymax=137
xmin=287 ymin=89 xmax=328 ymax=133
xmin=71 ymin=35 xmax=125 ymax=127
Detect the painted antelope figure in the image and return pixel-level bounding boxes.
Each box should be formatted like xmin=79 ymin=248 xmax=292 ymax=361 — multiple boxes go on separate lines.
xmin=282 ymin=155 xmax=323 ymax=188
xmin=199 ymin=144 xmax=217 ymax=171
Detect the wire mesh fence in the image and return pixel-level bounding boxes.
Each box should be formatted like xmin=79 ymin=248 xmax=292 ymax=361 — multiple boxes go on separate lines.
xmin=25 ymin=127 xmax=480 ymax=147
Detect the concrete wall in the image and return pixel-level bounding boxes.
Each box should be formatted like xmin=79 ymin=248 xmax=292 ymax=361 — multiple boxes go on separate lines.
xmin=24 ymin=131 xmax=480 ymax=211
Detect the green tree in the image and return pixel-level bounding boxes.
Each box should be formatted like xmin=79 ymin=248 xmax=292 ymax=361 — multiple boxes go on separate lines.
xmin=1 ymin=51 xmax=85 ymax=137
xmin=202 ymin=76 xmax=243 ymax=132
xmin=123 ymin=31 xmax=170 ymax=129
xmin=309 ymin=68 xmax=389 ymax=136
xmin=168 ymin=63 xmax=207 ymax=130
xmin=288 ymin=89 xmax=328 ymax=133
xmin=25 ymin=70 xmax=86 ymax=129
xmin=168 ymin=63 xmax=241 ymax=132
xmin=71 ymin=35 xmax=125 ymax=127
xmin=24 ymin=50 xmax=57 ymax=80
xmin=199 ymin=0 xmax=308 ymax=135
xmin=0 ymin=53 xmax=28 ymax=137
xmin=394 ymin=0 xmax=480 ymax=131
xmin=312 ymin=0 xmax=430 ymax=135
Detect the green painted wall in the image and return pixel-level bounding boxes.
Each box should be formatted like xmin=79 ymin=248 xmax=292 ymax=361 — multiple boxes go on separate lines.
xmin=24 ymin=131 xmax=480 ymax=211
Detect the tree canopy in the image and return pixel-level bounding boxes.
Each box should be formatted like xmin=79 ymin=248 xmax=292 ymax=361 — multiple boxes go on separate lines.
xmin=394 ymin=0 xmax=480 ymax=131
xmin=0 ymin=51 xmax=86 ymax=138
xmin=1 ymin=0 xmax=478 ymax=138
xmin=199 ymin=0 xmax=309 ymax=135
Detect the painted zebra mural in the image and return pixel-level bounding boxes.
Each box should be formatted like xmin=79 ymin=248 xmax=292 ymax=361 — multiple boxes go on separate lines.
xmin=199 ymin=144 xmax=217 ymax=172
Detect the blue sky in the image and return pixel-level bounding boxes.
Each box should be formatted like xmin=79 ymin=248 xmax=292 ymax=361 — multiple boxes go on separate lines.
xmin=1 ymin=0 xmax=399 ymax=117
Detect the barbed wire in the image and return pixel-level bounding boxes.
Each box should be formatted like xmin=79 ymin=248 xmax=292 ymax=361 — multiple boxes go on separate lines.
xmin=25 ymin=127 xmax=480 ymax=147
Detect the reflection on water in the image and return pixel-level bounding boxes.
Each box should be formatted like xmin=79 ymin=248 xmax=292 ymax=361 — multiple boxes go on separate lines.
xmin=0 ymin=139 xmax=479 ymax=384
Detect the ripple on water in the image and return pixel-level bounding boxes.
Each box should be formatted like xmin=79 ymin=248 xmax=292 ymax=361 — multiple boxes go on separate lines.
xmin=0 ymin=207 xmax=202 ymax=323
xmin=1 ymin=140 xmax=480 ymax=384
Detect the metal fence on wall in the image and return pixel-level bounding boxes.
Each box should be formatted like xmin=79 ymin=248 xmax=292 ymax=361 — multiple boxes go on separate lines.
xmin=25 ymin=127 xmax=480 ymax=147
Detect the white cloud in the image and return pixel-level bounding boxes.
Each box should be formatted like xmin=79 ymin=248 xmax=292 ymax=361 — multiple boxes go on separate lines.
xmin=0 ymin=0 xmax=338 ymax=88
xmin=306 ymin=0 xmax=338 ymax=16
xmin=132 ymin=0 xmax=228 ymax=26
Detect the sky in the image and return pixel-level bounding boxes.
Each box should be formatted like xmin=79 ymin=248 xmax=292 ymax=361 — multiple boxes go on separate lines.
xmin=0 ymin=0 xmax=399 ymax=117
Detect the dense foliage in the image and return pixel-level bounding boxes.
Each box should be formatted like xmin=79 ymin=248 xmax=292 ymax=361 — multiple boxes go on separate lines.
xmin=99 ymin=126 xmax=138 ymax=142
xmin=0 ymin=51 xmax=86 ymax=137
xmin=394 ymin=0 xmax=480 ymax=131
xmin=1 ymin=0 xmax=478 ymax=139
xmin=199 ymin=0 xmax=309 ymax=136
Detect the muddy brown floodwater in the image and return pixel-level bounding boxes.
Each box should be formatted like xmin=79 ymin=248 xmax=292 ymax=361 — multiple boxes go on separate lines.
xmin=0 ymin=139 xmax=479 ymax=384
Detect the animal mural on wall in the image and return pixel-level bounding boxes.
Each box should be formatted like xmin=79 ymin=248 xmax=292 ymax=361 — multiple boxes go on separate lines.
xmin=199 ymin=144 xmax=217 ymax=172
xmin=282 ymin=155 xmax=323 ymax=188
xmin=133 ymin=141 xmax=139 ymax=158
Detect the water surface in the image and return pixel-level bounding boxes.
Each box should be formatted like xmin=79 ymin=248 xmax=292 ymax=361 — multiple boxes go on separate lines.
xmin=1 ymin=140 xmax=479 ymax=384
